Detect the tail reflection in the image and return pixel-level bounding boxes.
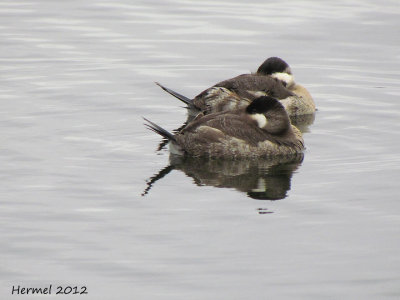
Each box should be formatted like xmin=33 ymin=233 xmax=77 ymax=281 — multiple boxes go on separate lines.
xmin=141 ymin=165 xmax=174 ymax=196
xmin=142 ymin=153 xmax=304 ymax=200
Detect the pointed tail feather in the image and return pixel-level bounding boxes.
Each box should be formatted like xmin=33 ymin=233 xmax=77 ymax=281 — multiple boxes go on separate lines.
xmin=155 ymin=82 xmax=194 ymax=107
xmin=143 ymin=117 xmax=177 ymax=142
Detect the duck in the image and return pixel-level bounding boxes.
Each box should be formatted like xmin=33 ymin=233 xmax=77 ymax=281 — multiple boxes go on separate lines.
xmin=144 ymin=96 xmax=304 ymax=158
xmin=156 ymin=57 xmax=315 ymax=117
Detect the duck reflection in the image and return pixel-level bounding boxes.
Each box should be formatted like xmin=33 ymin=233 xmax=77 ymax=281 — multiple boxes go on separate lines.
xmin=142 ymin=153 xmax=304 ymax=200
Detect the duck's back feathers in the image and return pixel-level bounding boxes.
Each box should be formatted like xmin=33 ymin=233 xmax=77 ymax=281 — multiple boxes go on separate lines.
xmin=175 ymin=98 xmax=304 ymax=158
xmin=187 ymin=74 xmax=296 ymax=115
xmin=213 ymin=74 xmax=294 ymax=99
xmin=145 ymin=96 xmax=304 ymax=158
xmin=193 ymin=87 xmax=251 ymax=114
xmin=181 ymin=112 xmax=268 ymax=146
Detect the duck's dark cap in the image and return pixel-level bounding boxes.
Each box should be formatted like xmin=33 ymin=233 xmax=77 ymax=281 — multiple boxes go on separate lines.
xmin=257 ymin=57 xmax=290 ymax=75
xmin=246 ymin=96 xmax=282 ymax=114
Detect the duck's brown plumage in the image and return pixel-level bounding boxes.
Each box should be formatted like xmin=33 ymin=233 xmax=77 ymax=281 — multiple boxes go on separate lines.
xmin=157 ymin=57 xmax=315 ymax=118
xmin=145 ymin=96 xmax=304 ymax=158
xmin=213 ymin=74 xmax=294 ymax=99
xmin=192 ymin=75 xmax=294 ymax=114
xmin=176 ymin=116 xmax=303 ymax=158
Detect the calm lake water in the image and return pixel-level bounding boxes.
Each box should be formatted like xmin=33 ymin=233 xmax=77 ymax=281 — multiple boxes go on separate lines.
xmin=1 ymin=0 xmax=400 ymax=299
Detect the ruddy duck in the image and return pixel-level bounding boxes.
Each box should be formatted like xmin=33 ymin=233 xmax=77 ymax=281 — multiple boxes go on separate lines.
xmin=156 ymin=57 xmax=315 ymax=117
xmin=256 ymin=57 xmax=315 ymax=116
xmin=144 ymin=96 xmax=304 ymax=158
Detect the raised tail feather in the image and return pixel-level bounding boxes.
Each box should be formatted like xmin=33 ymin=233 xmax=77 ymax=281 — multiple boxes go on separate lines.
xmin=143 ymin=117 xmax=177 ymax=142
xmin=155 ymin=82 xmax=194 ymax=107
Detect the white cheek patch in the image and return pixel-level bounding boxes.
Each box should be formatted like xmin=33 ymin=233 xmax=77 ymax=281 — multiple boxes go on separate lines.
xmin=250 ymin=113 xmax=268 ymax=128
xmin=271 ymin=72 xmax=295 ymax=88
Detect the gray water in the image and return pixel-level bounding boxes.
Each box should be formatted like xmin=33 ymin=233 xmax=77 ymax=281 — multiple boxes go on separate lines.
xmin=1 ymin=0 xmax=400 ymax=299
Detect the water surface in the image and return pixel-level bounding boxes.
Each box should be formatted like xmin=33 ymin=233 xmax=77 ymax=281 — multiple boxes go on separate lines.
xmin=1 ymin=0 xmax=400 ymax=299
